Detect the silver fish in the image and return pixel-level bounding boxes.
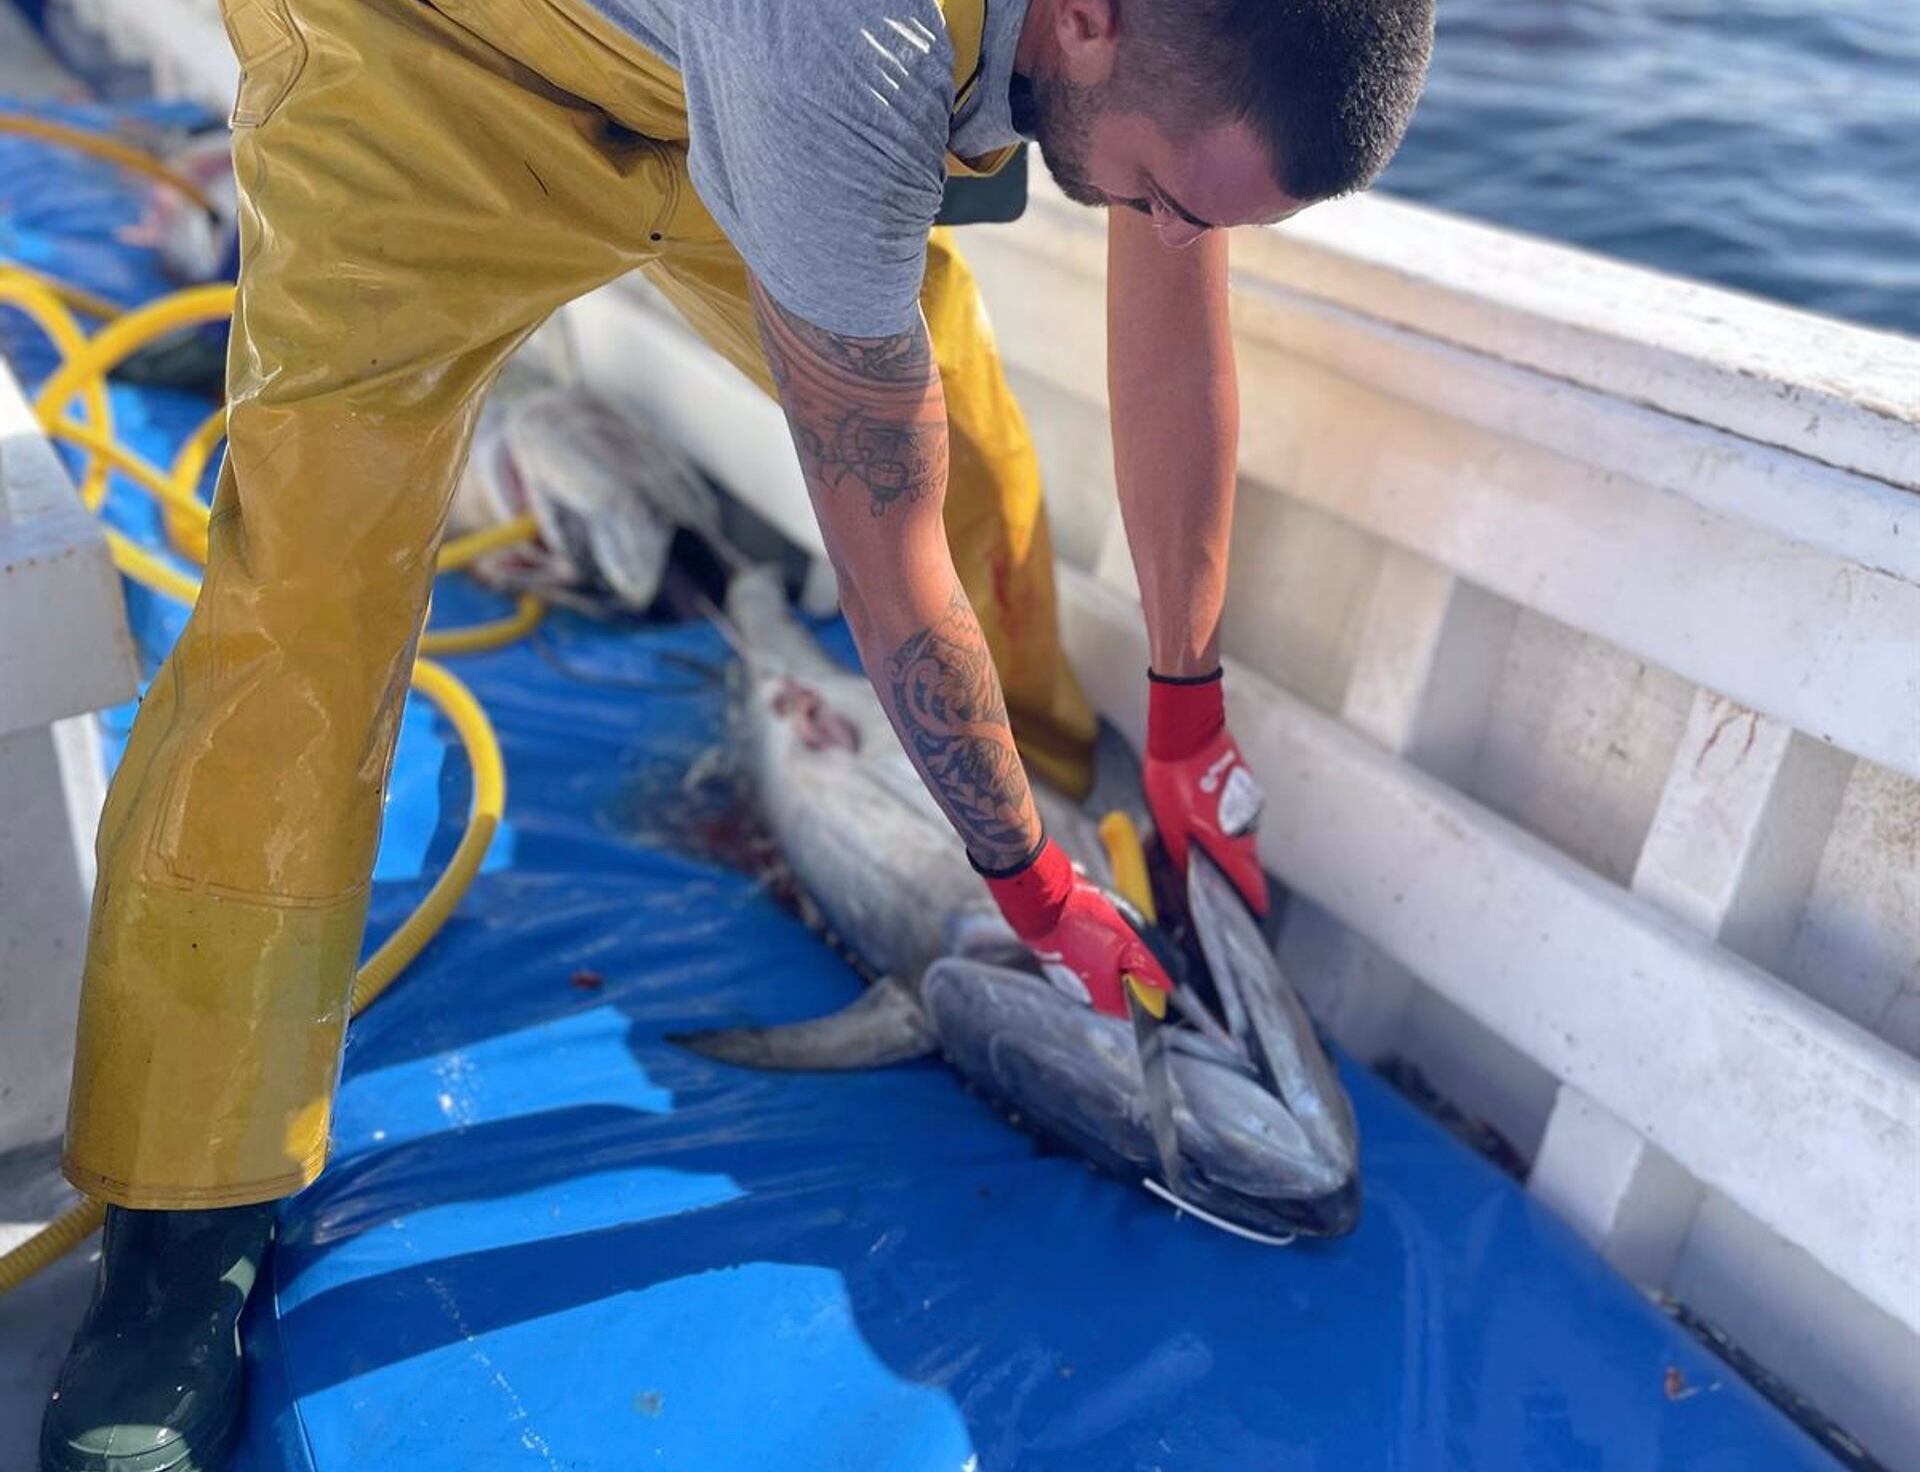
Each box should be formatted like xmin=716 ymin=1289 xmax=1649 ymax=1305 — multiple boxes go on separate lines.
xmin=674 ymin=568 xmax=1362 ymax=1239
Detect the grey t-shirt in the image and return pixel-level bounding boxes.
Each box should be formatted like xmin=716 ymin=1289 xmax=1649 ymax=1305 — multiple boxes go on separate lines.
xmin=584 ymin=0 xmax=1026 ymax=339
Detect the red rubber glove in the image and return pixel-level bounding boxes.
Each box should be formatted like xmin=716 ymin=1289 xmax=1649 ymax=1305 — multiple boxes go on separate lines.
xmin=1142 ymin=669 xmax=1270 ymax=917
xmin=980 ymin=838 xmax=1174 ymax=1019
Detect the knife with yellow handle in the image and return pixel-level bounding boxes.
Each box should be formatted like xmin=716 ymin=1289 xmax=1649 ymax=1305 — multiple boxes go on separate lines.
xmin=1100 ymin=811 xmax=1186 ymax=1199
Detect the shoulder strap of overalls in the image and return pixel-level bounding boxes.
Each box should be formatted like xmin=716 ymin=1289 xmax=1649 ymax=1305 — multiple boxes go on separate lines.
xmin=937 ymin=0 xmax=1018 ymax=175
xmin=939 ymin=0 xmax=990 ymax=109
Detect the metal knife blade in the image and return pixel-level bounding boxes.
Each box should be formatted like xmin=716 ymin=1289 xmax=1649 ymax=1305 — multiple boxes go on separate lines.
xmin=1127 ymin=976 xmax=1185 ymax=1199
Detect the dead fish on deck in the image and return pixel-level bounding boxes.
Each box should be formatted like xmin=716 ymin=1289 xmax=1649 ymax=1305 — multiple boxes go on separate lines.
xmin=673 ymin=568 xmax=1361 ymax=1239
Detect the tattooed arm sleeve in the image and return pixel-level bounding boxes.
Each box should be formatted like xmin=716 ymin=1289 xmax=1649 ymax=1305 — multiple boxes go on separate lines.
xmin=749 ymin=277 xmax=1041 ymax=870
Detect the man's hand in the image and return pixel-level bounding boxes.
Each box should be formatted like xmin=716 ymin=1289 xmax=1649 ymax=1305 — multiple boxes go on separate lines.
xmin=980 ymin=837 xmax=1173 ymax=1018
xmin=1142 ymin=669 xmax=1269 ymax=916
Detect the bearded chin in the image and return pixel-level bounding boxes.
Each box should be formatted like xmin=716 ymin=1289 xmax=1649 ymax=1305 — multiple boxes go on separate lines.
xmin=1015 ymin=73 xmax=1108 ymax=209
xmin=1038 ymin=143 xmax=1108 ymax=207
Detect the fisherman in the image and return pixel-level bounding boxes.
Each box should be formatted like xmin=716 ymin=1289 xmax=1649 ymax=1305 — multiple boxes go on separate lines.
xmin=41 ymin=0 xmax=1432 ymax=1464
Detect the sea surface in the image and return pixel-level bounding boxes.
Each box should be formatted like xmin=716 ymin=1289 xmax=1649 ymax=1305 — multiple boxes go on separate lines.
xmin=1379 ymin=0 xmax=1920 ymax=337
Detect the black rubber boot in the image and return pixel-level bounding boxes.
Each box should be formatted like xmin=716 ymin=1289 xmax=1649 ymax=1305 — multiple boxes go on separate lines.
xmin=40 ymin=1203 xmax=276 ymax=1472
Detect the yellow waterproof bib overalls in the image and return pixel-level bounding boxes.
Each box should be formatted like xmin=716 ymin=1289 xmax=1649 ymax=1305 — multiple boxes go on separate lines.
xmin=63 ymin=0 xmax=1096 ymax=1209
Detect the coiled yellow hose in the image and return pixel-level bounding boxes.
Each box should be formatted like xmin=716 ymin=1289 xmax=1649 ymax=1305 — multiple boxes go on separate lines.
xmin=1 ymin=259 xmax=125 ymax=323
xmin=0 ymin=270 xmax=116 ymax=504
xmin=0 ymin=266 xmax=534 ymax=1293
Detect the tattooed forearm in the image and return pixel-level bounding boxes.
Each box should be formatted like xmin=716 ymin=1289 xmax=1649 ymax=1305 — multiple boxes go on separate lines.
xmin=746 ymin=279 xmax=1024 ymax=863
xmin=749 ymin=279 xmax=946 ymax=518
xmin=886 ymin=584 xmax=1040 ymax=870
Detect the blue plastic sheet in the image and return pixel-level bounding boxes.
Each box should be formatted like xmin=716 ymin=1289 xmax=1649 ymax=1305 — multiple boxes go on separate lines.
xmin=3 ymin=93 xmax=1844 ymax=1472
xmin=212 ymin=592 xmax=1838 ymax=1471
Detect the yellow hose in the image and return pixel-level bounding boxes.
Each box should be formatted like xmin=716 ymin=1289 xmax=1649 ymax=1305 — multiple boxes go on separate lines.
xmin=32 ymin=283 xmax=236 ymax=420
xmin=352 ymin=659 xmax=505 ymax=1013
xmin=439 ymin=513 xmax=542 ymax=573
xmin=420 ymin=591 xmax=546 ymax=655
xmin=0 ymin=269 xmax=115 ymax=505
xmin=1 ymin=260 xmax=124 ymax=321
xmin=23 ymin=282 xmax=544 ymax=634
xmin=48 ymin=417 xmax=214 ymax=525
xmin=161 ymin=404 xmax=228 ymax=562
xmin=0 ymin=1200 xmax=107 ymax=1291
xmin=0 ymin=273 xmax=537 ymax=1294
xmin=0 ymin=111 xmax=217 ymax=212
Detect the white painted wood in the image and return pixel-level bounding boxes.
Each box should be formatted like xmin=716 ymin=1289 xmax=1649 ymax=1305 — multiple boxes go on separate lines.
xmin=1529 ymin=1093 xmax=1700 ymax=1287
xmin=1342 ymin=551 xmax=1463 ymax=758
xmin=1236 ymin=291 xmax=1920 ymax=590
xmin=1468 ymin=618 xmax=1697 ymax=888
xmin=1059 ymin=566 xmax=1920 ymax=1338
xmin=1532 ymin=691 xmax=1855 ymax=1290
xmin=963 ymin=191 xmax=1920 ymax=784
xmin=1400 ymin=989 xmax=1566 ymax=1165
xmin=0 ymin=362 xmax=133 ymax=1160
xmin=1283 ymin=548 xmax=1565 ymax=1155
xmin=1245 ymin=194 xmax=1920 ymax=495
xmin=1330 ymin=552 xmax=1562 ymax=1163
xmin=1281 ymin=550 xmax=1521 ymax=1084
xmin=1275 ymin=901 xmax=1413 ymax=1065
xmin=997 ymin=362 xmax=1116 ymax=572
xmin=1780 ymin=760 xmax=1920 ymax=1050
xmin=0 ymin=722 xmax=100 ymax=1156
xmin=1217 ymin=492 xmax=1383 ymax=714
xmin=0 ymin=391 xmax=139 ymax=736
xmin=1344 ymin=550 xmax=1518 ymax=791
xmin=967 ymin=189 xmax=1920 ymax=579
xmin=1233 ymin=362 xmax=1920 ymax=784
xmin=1636 ymin=693 xmax=1857 ymax=975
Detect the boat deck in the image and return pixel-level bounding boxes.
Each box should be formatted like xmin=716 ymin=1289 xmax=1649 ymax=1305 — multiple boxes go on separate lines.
xmin=115 ymin=574 xmax=1855 ymax=1469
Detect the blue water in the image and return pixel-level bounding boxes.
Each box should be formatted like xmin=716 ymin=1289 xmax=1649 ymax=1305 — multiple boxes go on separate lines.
xmin=1380 ymin=0 xmax=1920 ymax=337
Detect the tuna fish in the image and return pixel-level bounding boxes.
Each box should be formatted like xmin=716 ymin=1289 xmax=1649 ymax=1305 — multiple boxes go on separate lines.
xmin=675 ymin=568 xmax=1361 ymax=1240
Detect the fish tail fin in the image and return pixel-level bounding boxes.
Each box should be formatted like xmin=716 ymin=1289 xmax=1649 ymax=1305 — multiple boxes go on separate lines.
xmin=669 ymin=977 xmax=936 ymax=1071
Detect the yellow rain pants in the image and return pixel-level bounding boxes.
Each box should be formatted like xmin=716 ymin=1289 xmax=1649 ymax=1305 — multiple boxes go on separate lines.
xmin=63 ymin=0 xmax=1095 ymax=1208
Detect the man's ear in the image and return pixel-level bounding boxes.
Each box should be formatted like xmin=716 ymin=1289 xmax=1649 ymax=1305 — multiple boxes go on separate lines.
xmin=1052 ymin=0 xmax=1120 ymax=85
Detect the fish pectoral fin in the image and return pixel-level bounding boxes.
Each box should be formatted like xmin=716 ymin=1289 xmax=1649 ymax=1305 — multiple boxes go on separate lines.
xmin=668 ymin=977 xmax=936 ymax=1071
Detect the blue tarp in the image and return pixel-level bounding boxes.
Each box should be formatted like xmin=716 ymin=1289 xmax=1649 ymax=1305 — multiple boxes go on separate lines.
xmin=3 ymin=96 xmax=1845 ymax=1471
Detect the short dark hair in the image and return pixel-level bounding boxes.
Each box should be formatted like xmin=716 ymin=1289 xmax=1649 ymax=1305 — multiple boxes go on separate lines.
xmin=1118 ymin=0 xmax=1436 ymax=201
